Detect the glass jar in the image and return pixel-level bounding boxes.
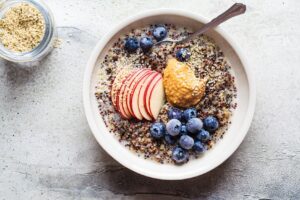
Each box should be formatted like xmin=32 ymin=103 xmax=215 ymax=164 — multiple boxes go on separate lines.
xmin=0 ymin=0 xmax=56 ymax=63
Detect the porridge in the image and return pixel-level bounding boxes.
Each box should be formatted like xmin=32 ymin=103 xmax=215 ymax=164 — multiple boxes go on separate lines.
xmin=95 ymin=24 xmax=237 ymax=164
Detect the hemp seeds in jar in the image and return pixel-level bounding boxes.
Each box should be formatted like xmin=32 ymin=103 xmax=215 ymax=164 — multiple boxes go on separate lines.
xmin=0 ymin=0 xmax=56 ymax=63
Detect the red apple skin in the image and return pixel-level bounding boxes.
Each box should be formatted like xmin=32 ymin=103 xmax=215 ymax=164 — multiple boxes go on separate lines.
xmin=143 ymin=73 xmax=161 ymax=119
xmin=121 ymin=69 xmax=142 ymax=117
xmin=116 ymin=86 xmax=130 ymax=119
xmin=115 ymin=82 xmax=127 ymax=119
xmin=129 ymin=70 xmax=152 ymax=120
xmin=116 ymin=89 xmax=129 ymax=119
xmin=112 ymin=68 xmax=164 ymax=121
xmin=111 ymin=69 xmax=133 ymax=109
xmin=137 ymin=72 xmax=157 ymax=121
xmin=116 ymin=70 xmax=137 ymax=119
xmin=121 ymin=69 xmax=140 ymax=118
xmin=111 ymin=76 xmax=121 ymax=109
xmin=111 ymin=75 xmax=123 ymax=109
xmin=125 ymin=69 xmax=150 ymax=117
xmin=148 ymin=77 xmax=163 ymax=119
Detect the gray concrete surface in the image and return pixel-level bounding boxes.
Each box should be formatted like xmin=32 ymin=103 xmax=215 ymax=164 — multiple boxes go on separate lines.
xmin=1 ymin=0 xmax=300 ymax=199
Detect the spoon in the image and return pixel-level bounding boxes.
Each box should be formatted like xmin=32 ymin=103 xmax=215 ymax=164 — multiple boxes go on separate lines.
xmin=155 ymin=3 xmax=246 ymax=45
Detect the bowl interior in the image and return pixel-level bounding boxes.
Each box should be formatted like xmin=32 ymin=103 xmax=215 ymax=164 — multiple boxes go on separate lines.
xmin=85 ymin=12 xmax=253 ymax=180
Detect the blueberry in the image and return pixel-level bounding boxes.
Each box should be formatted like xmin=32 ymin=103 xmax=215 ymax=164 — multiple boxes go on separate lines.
xmin=150 ymin=122 xmax=165 ymax=139
xmin=153 ymin=26 xmax=167 ymax=41
xmin=172 ymin=146 xmax=189 ymax=164
xmin=167 ymin=107 xmax=182 ymax=120
xmin=140 ymin=37 xmax=153 ymax=52
xmin=164 ymin=134 xmax=177 ymax=145
xmin=186 ymin=118 xmax=203 ymax=134
xmin=203 ymin=116 xmax=219 ymax=132
xmin=196 ymin=129 xmax=211 ymax=142
xmin=124 ymin=37 xmax=139 ymax=53
xmin=166 ymin=119 xmax=181 ymax=136
xmin=176 ymin=48 xmax=191 ymax=62
xmin=183 ymin=108 xmax=197 ymax=121
xmin=180 ymin=124 xmax=188 ymax=135
xmin=179 ymin=135 xmax=194 ymax=150
xmin=193 ymin=141 xmax=206 ymax=153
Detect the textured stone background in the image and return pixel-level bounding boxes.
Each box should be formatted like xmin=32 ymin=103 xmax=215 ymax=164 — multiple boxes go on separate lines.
xmin=1 ymin=0 xmax=299 ymax=199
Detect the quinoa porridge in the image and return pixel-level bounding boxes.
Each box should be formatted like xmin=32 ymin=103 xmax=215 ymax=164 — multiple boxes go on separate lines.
xmin=95 ymin=24 xmax=237 ymax=164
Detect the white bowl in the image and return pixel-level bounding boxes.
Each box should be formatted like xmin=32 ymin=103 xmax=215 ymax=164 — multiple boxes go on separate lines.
xmin=83 ymin=9 xmax=256 ymax=180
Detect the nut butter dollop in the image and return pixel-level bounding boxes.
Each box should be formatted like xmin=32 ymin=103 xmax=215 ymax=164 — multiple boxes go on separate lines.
xmin=163 ymin=58 xmax=206 ymax=108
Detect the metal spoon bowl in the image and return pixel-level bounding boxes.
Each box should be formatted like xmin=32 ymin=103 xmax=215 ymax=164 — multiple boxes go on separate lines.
xmin=155 ymin=3 xmax=246 ymax=46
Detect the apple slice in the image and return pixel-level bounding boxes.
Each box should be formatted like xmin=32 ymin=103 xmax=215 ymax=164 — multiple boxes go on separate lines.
xmin=125 ymin=69 xmax=150 ymax=117
xmin=111 ymin=69 xmax=132 ymax=109
xmin=120 ymin=69 xmax=144 ymax=118
xmin=138 ymin=72 xmax=160 ymax=121
xmin=148 ymin=77 xmax=165 ymax=119
xmin=129 ymin=70 xmax=153 ymax=120
xmin=116 ymin=70 xmax=137 ymax=119
xmin=116 ymin=85 xmax=130 ymax=119
xmin=144 ymin=73 xmax=162 ymax=119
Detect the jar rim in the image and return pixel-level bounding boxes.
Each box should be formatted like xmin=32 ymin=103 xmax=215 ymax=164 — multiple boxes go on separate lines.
xmin=0 ymin=0 xmax=56 ymax=62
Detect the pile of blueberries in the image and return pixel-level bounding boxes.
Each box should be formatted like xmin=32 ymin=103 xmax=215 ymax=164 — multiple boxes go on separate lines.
xmin=124 ymin=26 xmax=167 ymax=53
xmin=150 ymin=107 xmax=219 ymax=164
xmin=124 ymin=25 xmax=191 ymax=62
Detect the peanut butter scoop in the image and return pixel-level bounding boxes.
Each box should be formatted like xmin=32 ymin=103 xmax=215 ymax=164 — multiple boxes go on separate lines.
xmin=163 ymin=58 xmax=206 ymax=108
